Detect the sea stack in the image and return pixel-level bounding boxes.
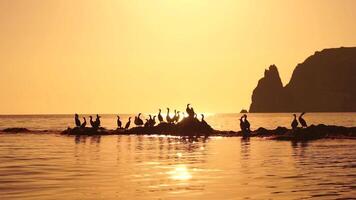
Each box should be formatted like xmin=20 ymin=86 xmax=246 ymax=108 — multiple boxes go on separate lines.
xmin=249 ymin=47 xmax=356 ymax=112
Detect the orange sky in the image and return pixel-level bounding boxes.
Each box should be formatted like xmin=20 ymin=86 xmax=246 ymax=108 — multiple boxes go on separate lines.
xmin=0 ymin=0 xmax=355 ymax=114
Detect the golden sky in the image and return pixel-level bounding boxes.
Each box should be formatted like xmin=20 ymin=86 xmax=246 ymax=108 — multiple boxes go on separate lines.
xmin=0 ymin=0 xmax=355 ymax=114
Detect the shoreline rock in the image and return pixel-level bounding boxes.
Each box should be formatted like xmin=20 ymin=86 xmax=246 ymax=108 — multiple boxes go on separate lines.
xmin=2 ymin=124 xmax=356 ymax=141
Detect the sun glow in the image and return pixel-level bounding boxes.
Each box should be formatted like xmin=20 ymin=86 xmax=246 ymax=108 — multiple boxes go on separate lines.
xmin=168 ymin=165 xmax=192 ymax=181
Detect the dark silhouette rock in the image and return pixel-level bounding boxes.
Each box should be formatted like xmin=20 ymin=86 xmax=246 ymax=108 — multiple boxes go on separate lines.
xmin=2 ymin=127 xmax=31 ymax=133
xmin=250 ymin=64 xmax=286 ymax=112
xmin=240 ymin=109 xmax=248 ymax=113
xmin=249 ymin=47 xmax=356 ymax=112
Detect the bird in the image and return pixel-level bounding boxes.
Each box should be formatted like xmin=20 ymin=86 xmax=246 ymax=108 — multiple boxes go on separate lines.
xmin=166 ymin=108 xmax=173 ymax=123
xmin=298 ymin=112 xmax=307 ymax=128
xmin=291 ymin=114 xmax=299 ymax=130
xmin=89 ymin=116 xmax=95 ymax=128
xmin=125 ymin=117 xmax=131 ymax=129
xmin=75 ymin=114 xmax=81 ymax=127
xmin=134 ymin=113 xmax=144 ymax=126
xmin=94 ymin=114 xmax=101 ymax=128
xmin=151 ymin=116 xmax=156 ymax=126
xmin=80 ymin=117 xmax=86 ymax=128
xmin=239 ymin=116 xmax=245 ymax=132
xmin=174 ymin=111 xmax=180 ymax=123
xmin=144 ymin=119 xmax=150 ymax=127
xmin=186 ymin=104 xmax=195 ymax=118
xmin=158 ymin=109 xmax=164 ymax=123
xmin=117 ymin=116 xmax=122 ymax=128
xmin=173 ymin=110 xmax=177 ymax=122
xmin=243 ymin=114 xmax=251 ymax=132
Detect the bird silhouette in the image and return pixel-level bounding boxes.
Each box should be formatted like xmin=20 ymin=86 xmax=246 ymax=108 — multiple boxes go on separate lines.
xmin=144 ymin=119 xmax=150 ymax=127
xmin=158 ymin=109 xmax=164 ymax=123
xmin=201 ymin=114 xmax=208 ymax=124
xmin=75 ymin=114 xmax=81 ymax=127
xmin=174 ymin=111 xmax=180 ymax=123
xmin=166 ymin=108 xmax=173 ymax=123
xmin=89 ymin=116 xmax=95 ymax=128
xmin=151 ymin=116 xmax=156 ymax=126
xmin=291 ymin=114 xmax=299 ymax=130
xmin=94 ymin=114 xmax=101 ymax=128
xmin=239 ymin=116 xmax=245 ymax=131
xmin=186 ymin=104 xmax=195 ymax=118
xmin=117 ymin=116 xmax=122 ymax=128
xmin=298 ymin=112 xmax=307 ymax=128
xmin=243 ymin=114 xmax=251 ymax=132
xmin=80 ymin=117 xmax=86 ymax=128
xmin=134 ymin=113 xmax=144 ymax=126
xmin=125 ymin=117 xmax=131 ymax=129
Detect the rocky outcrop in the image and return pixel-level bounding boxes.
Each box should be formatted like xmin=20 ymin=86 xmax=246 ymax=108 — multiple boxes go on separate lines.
xmin=249 ymin=47 xmax=356 ymax=112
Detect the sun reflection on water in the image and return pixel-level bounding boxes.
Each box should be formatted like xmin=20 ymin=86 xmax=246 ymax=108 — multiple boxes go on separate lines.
xmin=168 ymin=165 xmax=192 ymax=181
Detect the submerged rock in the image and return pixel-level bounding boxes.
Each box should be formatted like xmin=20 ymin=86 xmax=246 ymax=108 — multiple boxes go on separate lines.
xmin=2 ymin=128 xmax=31 ymax=133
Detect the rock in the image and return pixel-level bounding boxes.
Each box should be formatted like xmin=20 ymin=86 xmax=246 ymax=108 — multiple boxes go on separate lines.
xmin=249 ymin=47 xmax=356 ymax=112
xmin=240 ymin=109 xmax=248 ymax=113
xmin=2 ymin=128 xmax=31 ymax=133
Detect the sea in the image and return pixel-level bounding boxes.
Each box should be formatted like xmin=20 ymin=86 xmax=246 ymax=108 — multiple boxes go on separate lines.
xmin=0 ymin=113 xmax=355 ymax=200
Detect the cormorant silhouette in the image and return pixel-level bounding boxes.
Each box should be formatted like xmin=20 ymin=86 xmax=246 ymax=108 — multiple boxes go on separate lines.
xmin=166 ymin=108 xmax=173 ymax=123
xmin=243 ymin=114 xmax=251 ymax=132
xmin=298 ymin=112 xmax=307 ymax=128
xmin=151 ymin=116 xmax=156 ymax=126
xmin=75 ymin=114 xmax=81 ymax=127
xmin=173 ymin=110 xmax=177 ymax=122
xmin=144 ymin=119 xmax=150 ymax=127
xmin=125 ymin=117 xmax=131 ymax=129
xmin=80 ymin=117 xmax=86 ymax=128
xmin=117 ymin=116 xmax=122 ymax=128
xmin=158 ymin=109 xmax=164 ymax=123
xmin=239 ymin=116 xmax=245 ymax=132
xmin=174 ymin=111 xmax=180 ymax=123
xmin=201 ymin=114 xmax=208 ymax=125
xmin=291 ymin=114 xmax=299 ymax=130
xmin=134 ymin=113 xmax=144 ymax=126
xmin=89 ymin=116 xmax=95 ymax=128
xmin=95 ymin=114 xmax=101 ymax=128
xmin=186 ymin=104 xmax=195 ymax=118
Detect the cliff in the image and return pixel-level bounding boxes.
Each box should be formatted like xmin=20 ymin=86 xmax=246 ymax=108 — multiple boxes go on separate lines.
xmin=249 ymin=47 xmax=356 ymax=112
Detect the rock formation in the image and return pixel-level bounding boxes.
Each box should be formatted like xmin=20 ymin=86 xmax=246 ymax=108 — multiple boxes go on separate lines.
xmin=249 ymin=47 xmax=356 ymax=112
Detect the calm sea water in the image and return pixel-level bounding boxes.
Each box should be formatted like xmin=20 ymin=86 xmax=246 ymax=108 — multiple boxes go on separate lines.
xmin=0 ymin=113 xmax=355 ymax=200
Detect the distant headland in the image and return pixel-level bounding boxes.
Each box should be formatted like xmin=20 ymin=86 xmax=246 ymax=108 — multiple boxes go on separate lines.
xmin=249 ymin=47 xmax=356 ymax=112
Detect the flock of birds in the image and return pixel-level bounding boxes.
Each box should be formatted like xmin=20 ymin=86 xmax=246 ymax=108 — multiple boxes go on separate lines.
xmin=74 ymin=104 xmax=207 ymax=130
xmin=74 ymin=105 xmax=308 ymax=132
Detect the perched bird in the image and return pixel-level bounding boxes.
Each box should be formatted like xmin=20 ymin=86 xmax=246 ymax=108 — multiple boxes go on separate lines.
xmin=186 ymin=104 xmax=195 ymax=118
xmin=298 ymin=112 xmax=307 ymax=128
xmin=89 ymin=116 xmax=95 ymax=128
xmin=117 ymin=116 xmax=122 ymax=128
xmin=166 ymin=108 xmax=173 ymax=123
xmin=158 ymin=109 xmax=164 ymax=123
xmin=243 ymin=114 xmax=251 ymax=132
xmin=151 ymin=116 xmax=156 ymax=126
xmin=125 ymin=117 xmax=132 ymax=129
xmin=144 ymin=119 xmax=150 ymax=127
xmin=75 ymin=114 xmax=81 ymax=127
xmin=134 ymin=113 xmax=143 ymax=126
xmin=80 ymin=117 xmax=86 ymax=128
xmin=291 ymin=114 xmax=299 ymax=130
xmin=201 ymin=114 xmax=207 ymax=124
xmin=95 ymin=114 xmax=101 ymax=128
xmin=174 ymin=111 xmax=180 ymax=123
xmin=239 ymin=116 xmax=245 ymax=132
